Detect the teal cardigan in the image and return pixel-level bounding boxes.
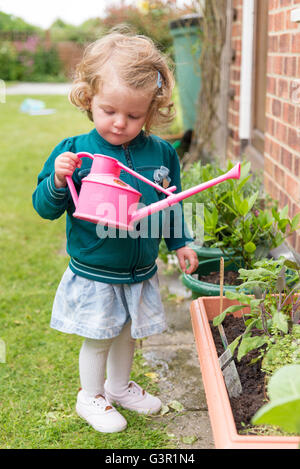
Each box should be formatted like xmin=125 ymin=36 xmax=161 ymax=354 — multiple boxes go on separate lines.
xmin=32 ymin=129 xmax=193 ymax=283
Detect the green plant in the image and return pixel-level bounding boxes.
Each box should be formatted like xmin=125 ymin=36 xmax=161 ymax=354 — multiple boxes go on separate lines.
xmin=0 ymin=42 xmax=21 ymax=80
xmin=49 ymin=18 xmax=103 ymax=45
xmin=262 ymin=330 xmax=300 ymax=375
xmin=252 ymin=364 xmax=300 ymax=435
xmin=102 ymin=1 xmax=185 ymax=55
xmin=213 ymin=256 xmax=300 ymax=369
xmin=182 ymin=160 xmax=300 ymax=269
xmin=0 ymin=11 xmax=41 ymax=33
xmin=0 ymin=40 xmax=63 ymax=82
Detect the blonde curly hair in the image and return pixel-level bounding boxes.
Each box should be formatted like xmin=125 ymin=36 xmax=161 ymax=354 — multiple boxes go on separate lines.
xmin=69 ymin=31 xmax=175 ymax=134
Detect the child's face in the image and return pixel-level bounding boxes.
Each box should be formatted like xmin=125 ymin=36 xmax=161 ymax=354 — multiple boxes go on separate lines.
xmin=90 ymin=79 xmax=153 ymax=146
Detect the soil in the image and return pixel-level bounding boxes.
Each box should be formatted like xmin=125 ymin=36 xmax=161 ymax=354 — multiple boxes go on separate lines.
xmin=199 ymin=270 xmax=242 ymax=286
xmin=210 ymin=315 xmax=266 ymax=433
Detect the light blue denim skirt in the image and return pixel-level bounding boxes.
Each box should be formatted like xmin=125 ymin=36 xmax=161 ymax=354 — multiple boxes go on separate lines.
xmin=51 ymin=267 xmax=166 ymax=339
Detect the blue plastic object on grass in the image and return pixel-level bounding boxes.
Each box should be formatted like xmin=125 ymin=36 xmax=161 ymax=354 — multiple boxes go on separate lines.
xmin=20 ymin=99 xmax=55 ymax=115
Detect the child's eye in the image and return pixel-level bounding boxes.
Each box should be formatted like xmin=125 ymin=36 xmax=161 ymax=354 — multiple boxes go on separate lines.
xmin=102 ymin=109 xmax=114 ymax=115
xmin=129 ymin=115 xmax=140 ymax=120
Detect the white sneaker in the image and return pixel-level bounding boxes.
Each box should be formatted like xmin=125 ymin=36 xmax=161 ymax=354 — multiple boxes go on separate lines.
xmin=76 ymin=389 xmax=127 ymax=433
xmin=104 ymin=380 xmax=162 ymax=415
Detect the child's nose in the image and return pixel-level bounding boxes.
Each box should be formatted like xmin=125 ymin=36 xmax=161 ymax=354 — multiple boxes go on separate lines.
xmin=114 ymin=114 xmax=126 ymax=129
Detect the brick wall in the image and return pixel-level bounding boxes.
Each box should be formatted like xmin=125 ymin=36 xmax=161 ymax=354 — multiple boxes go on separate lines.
xmin=265 ymin=0 xmax=300 ymax=251
xmin=227 ymin=0 xmax=243 ymax=160
xmin=227 ymin=0 xmax=300 ymax=251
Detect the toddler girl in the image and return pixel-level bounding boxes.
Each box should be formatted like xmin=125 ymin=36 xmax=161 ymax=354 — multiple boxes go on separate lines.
xmin=32 ymin=31 xmax=198 ymax=433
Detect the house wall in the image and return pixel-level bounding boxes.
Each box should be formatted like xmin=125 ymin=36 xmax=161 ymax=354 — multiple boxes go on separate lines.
xmin=228 ymin=0 xmax=300 ymax=251
xmin=227 ymin=0 xmax=243 ymax=160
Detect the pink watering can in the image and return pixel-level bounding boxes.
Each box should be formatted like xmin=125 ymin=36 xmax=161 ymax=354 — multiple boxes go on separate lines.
xmin=66 ymin=152 xmax=241 ymax=231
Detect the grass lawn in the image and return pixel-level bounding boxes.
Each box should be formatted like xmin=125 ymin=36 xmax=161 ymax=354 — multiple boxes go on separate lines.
xmin=0 ymin=95 xmax=175 ymax=449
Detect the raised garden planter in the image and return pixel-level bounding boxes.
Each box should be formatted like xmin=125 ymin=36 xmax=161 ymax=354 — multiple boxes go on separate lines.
xmin=182 ymin=257 xmax=241 ymax=298
xmin=190 ymin=296 xmax=300 ymax=449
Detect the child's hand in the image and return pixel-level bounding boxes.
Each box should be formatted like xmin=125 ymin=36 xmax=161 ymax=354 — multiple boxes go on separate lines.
xmin=54 ymin=152 xmax=82 ymax=188
xmin=176 ymin=246 xmax=199 ymax=275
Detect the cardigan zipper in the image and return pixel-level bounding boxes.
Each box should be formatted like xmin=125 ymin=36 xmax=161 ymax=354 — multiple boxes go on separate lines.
xmin=122 ymin=145 xmax=141 ymax=281
xmin=123 ymin=144 xmax=133 ymax=169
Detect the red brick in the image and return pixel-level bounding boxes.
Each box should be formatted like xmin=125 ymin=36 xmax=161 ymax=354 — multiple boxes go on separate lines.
xmin=296 ymin=106 xmax=300 ymax=127
xmin=281 ymin=147 xmax=293 ymax=171
xmin=295 ymin=156 xmax=300 ymax=177
xmin=276 ymin=121 xmax=288 ymax=142
xmin=284 ymin=56 xmax=297 ymax=76
xmin=266 ymin=95 xmax=272 ymax=114
xmin=274 ymin=56 xmax=283 ymax=74
xmin=269 ymin=35 xmax=278 ymax=52
xmin=267 ymin=76 xmax=277 ymax=94
xmin=263 ymin=173 xmax=271 ymax=194
xmin=269 ymin=13 xmax=275 ymax=32
xmin=272 ymin=98 xmax=282 ymax=117
xmin=291 ymin=202 xmax=300 ymax=219
xmin=285 ymin=174 xmax=300 ymax=202
xmin=292 ymin=33 xmax=300 ymax=54
xmin=273 ymin=140 xmax=282 ymax=162
xmin=288 ymin=127 xmax=300 ymax=152
xmin=266 ymin=117 xmax=276 ymax=137
xmin=278 ymin=78 xmax=289 ymax=99
xmin=279 ymin=189 xmax=289 ymax=207
xmin=274 ymin=12 xmax=285 ymax=31
xmin=283 ymin=103 xmax=295 ymax=125
xmin=264 ymin=155 xmax=274 ymax=177
xmin=296 ymin=234 xmax=300 ymax=253
xmin=279 ymin=33 xmax=290 ymax=52
xmin=268 ymin=0 xmax=275 ymax=10
xmin=232 ymin=23 xmax=242 ymax=37
xmin=289 ymin=231 xmax=297 ymax=250
xmin=279 ymin=0 xmax=290 ymax=7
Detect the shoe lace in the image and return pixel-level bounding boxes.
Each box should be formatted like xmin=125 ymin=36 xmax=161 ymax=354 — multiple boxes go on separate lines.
xmin=93 ymin=394 xmax=113 ymax=411
xmin=127 ymin=381 xmax=146 ymax=396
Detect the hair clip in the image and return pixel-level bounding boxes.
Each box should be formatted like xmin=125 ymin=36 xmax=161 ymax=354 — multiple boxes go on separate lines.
xmin=157 ymin=71 xmax=162 ymax=89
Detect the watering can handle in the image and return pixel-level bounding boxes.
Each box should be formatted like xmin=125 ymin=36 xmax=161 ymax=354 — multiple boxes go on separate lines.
xmin=65 ymin=152 xmax=94 ymax=208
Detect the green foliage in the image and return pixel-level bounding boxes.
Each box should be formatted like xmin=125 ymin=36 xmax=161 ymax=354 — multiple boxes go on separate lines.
xmin=102 ymin=1 xmax=179 ymax=54
xmin=31 ymin=46 xmax=62 ymax=79
xmin=0 ymin=11 xmax=41 ymax=32
xmin=252 ymin=365 xmax=300 ymax=435
xmin=48 ymin=1 xmax=189 ymax=51
xmin=262 ymin=328 xmax=300 ymax=375
xmin=213 ymin=256 xmax=300 ymax=368
xmin=0 ymin=41 xmax=20 ymax=80
xmin=181 ymin=160 xmax=300 ymax=269
xmin=0 ymin=41 xmax=63 ymax=81
xmin=49 ymin=18 xmax=104 ymax=45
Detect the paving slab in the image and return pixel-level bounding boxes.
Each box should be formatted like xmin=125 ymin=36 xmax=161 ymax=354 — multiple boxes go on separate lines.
xmin=6 ymin=82 xmax=71 ymax=95
xmin=142 ymin=260 xmax=215 ymax=449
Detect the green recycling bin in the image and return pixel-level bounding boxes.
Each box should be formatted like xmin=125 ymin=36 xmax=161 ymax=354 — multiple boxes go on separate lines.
xmin=170 ymin=14 xmax=202 ymax=132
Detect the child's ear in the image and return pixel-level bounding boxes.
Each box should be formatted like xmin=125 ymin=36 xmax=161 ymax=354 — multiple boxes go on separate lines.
xmin=86 ymin=96 xmax=92 ymax=110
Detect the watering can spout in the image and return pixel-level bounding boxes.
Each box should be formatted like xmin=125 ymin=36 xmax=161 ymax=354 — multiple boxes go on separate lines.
xmin=226 ymin=162 xmax=241 ymax=180
xmin=129 ymin=162 xmax=241 ymax=227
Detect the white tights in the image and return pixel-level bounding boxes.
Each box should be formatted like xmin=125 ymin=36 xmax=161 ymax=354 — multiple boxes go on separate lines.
xmin=79 ymin=321 xmax=136 ymax=397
